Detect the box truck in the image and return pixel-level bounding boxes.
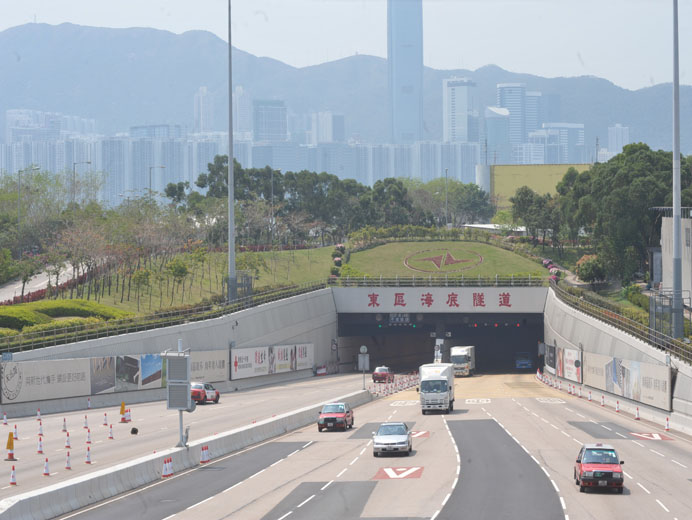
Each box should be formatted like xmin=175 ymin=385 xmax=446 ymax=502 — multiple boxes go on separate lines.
xmin=450 ymin=346 xmax=475 ymax=377
xmin=418 ymin=363 xmax=455 ymax=414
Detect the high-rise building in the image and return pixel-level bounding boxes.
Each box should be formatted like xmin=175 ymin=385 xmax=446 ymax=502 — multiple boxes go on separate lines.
xmin=608 ymin=124 xmax=630 ymax=155
xmin=525 ymin=91 xmax=543 ymax=136
xmin=194 ymin=86 xmax=214 ymax=133
xmin=387 ymin=0 xmax=423 ymax=144
xmin=483 ymin=107 xmax=511 ymax=164
xmin=308 ymin=112 xmax=347 ymax=145
xmin=443 ymin=77 xmax=476 ymax=143
xmin=232 ymin=86 xmax=253 ymax=138
xmin=253 ymin=100 xmax=288 ymax=142
xmin=542 ymin=123 xmax=585 ymax=163
xmin=496 ymin=83 xmax=526 ymax=147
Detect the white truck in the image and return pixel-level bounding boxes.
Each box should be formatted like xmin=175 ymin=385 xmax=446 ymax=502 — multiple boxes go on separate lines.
xmin=450 ymin=345 xmax=475 ymax=377
xmin=418 ymin=363 xmax=455 ymax=414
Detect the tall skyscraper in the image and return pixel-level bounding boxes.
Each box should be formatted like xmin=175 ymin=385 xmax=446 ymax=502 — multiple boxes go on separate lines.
xmin=253 ymin=100 xmax=288 ymax=142
xmin=193 ymin=86 xmax=214 ymax=133
xmin=232 ymin=86 xmax=253 ymax=138
xmin=542 ymin=122 xmax=585 ymax=163
xmin=525 ymin=91 xmax=543 ymax=136
xmin=483 ymin=107 xmax=511 ymax=165
xmin=496 ymin=83 xmax=526 ymax=147
xmin=443 ymin=77 xmax=476 ymax=143
xmin=387 ymin=0 xmax=423 ymax=144
xmin=608 ymin=124 xmax=630 ymax=155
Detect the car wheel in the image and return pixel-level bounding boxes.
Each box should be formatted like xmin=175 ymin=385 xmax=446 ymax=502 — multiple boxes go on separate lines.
xmin=450 ymin=401 xmax=454 ymax=412
xmin=617 ymin=487 xmax=624 ymax=494
xmin=573 ymin=469 xmax=578 ymax=485
xmin=214 ymin=396 xmax=219 ymax=404
xmin=373 ymin=452 xmax=379 ymax=457
xmin=318 ymin=426 xmax=322 ymax=432
xmin=579 ymin=485 xmax=585 ymax=493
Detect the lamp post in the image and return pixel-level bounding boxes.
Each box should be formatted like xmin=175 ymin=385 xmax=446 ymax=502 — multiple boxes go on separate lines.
xmin=227 ymin=0 xmax=237 ymax=301
xmin=444 ymin=168 xmax=449 ymax=228
xmin=17 ymin=165 xmax=40 ymax=248
xmin=148 ymin=165 xmax=166 ymax=200
xmin=72 ymin=161 xmax=91 ymax=219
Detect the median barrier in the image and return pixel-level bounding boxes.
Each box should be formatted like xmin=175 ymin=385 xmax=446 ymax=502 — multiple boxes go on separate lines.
xmin=0 ymin=389 xmax=372 ymax=519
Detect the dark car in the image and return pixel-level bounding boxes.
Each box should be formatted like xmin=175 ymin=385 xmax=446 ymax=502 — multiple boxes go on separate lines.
xmin=372 ymin=366 xmax=395 ymax=383
xmin=574 ymin=443 xmax=624 ymax=493
xmin=317 ymin=402 xmax=354 ymax=431
xmin=191 ymin=382 xmax=220 ymax=404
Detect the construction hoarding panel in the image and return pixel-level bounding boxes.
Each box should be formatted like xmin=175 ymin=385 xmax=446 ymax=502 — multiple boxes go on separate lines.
xmin=90 ymin=356 xmax=115 ymax=394
xmin=231 ymin=344 xmax=313 ymax=380
xmin=115 ymin=355 xmax=140 ymax=392
xmin=562 ymin=348 xmax=582 ymax=383
xmin=140 ymin=354 xmax=165 ymax=389
xmin=190 ymin=350 xmax=229 ymax=382
xmin=1 ymin=359 xmax=90 ymax=404
xmin=231 ymin=347 xmax=269 ymax=380
xmin=583 ymin=352 xmax=671 ymax=411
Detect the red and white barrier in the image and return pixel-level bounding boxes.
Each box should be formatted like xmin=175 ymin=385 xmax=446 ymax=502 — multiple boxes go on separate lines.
xmin=635 ymin=407 xmax=640 ymax=420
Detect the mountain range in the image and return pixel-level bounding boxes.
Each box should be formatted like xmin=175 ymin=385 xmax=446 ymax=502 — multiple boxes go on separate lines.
xmin=1 ymin=22 xmax=691 ymax=153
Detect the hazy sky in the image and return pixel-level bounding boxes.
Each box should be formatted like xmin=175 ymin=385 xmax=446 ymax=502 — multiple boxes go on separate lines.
xmin=2 ymin=0 xmax=691 ymax=91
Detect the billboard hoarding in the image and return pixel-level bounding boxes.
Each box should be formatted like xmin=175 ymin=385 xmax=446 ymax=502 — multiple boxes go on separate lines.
xmin=231 ymin=344 xmax=313 ymax=380
xmin=1 ymin=359 xmax=91 ymax=404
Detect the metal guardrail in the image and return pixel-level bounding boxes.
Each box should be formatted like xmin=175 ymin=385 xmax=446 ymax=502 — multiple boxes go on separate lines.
xmin=336 ymin=275 xmax=548 ymax=287
xmin=551 ymin=281 xmax=692 ymax=366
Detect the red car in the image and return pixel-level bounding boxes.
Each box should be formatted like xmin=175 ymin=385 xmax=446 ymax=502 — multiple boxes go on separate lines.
xmin=372 ymin=366 xmax=395 ymax=383
xmin=317 ymin=402 xmax=354 ymax=431
xmin=574 ymin=443 xmax=624 ymax=493
xmin=191 ymin=382 xmax=220 ymax=404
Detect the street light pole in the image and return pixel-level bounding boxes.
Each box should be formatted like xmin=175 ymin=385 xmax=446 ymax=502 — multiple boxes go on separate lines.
xmin=672 ymin=0 xmax=683 ymax=337
xmin=72 ymin=160 xmax=91 ymax=220
xmin=227 ymin=0 xmax=237 ymax=302
xmin=149 ymin=165 xmax=166 ymax=200
xmin=444 ymin=168 xmax=449 ymax=228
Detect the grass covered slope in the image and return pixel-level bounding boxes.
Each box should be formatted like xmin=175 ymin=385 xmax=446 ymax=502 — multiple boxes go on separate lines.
xmin=0 ymin=299 xmax=132 ymax=331
xmin=346 ymin=241 xmax=546 ymax=278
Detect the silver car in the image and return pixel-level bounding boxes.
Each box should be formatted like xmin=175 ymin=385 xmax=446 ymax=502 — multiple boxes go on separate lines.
xmin=372 ymin=422 xmax=412 ymax=457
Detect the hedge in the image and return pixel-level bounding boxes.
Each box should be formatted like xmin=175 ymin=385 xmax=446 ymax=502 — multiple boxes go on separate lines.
xmin=21 ymin=317 xmax=103 ymax=334
xmin=0 ymin=307 xmax=52 ymax=330
xmin=12 ymin=300 xmax=131 ymax=321
xmin=0 ymin=328 xmax=18 ymax=337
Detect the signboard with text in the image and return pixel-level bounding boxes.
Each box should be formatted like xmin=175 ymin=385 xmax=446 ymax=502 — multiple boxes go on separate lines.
xmin=1 ymin=359 xmax=91 ymax=404
xmin=231 ymin=344 xmax=314 ymax=380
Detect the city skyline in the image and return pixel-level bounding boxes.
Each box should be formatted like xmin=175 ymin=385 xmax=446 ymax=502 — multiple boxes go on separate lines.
xmin=1 ymin=0 xmax=691 ymax=91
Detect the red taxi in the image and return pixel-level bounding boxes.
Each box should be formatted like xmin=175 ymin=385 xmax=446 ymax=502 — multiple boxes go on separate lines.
xmin=574 ymin=443 xmax=624 ymax=493
xmin=191 ymin=382 xmax=220 ymax=404
xmin=372 ymin=366 xmax=395 ymax=383
xmin=317 ymin=402 xmax=354 ymax=431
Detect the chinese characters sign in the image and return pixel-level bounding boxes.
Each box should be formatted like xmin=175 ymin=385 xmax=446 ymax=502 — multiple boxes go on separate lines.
xmin=190 ymin=350 xmax=229 ymax=383
xmin=231 ymin=344 xmax=314 ymax=380
xmin=1 ymin=359 xmax=91 ymax=404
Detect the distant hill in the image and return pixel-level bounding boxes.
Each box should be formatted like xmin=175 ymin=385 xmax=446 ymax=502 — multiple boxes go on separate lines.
xmin=1 ymin=22 xmax=690 ymax=153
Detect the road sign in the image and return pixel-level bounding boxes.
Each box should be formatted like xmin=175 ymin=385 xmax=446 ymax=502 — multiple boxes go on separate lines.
xmin=410 ymin=431 xmax=430 ymax=438
xmin=360 ymin=345 xmax=368 ymax=354
xmin=629 ymin=432 xmax=672 ymax=441
xmin=373 ymin=467 xmax=424 ymax=479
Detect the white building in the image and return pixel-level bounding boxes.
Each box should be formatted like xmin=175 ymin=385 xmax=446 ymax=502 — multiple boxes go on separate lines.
xmin=608 ymin=124 xmax=630 ymax=156
xmin=496 ymin=83 xmax=526 ymax=146
xmin=443 ymin=77 xmax=475 ymax=143
xmin=193 ymin=87 xmax=214 ymax=133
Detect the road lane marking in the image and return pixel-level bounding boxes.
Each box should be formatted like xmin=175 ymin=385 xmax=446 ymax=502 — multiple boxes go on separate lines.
xmin=623 ymin=471 xmax=632 ymax=479
xmin=186 ymin=496 xmax=214 ymax=510
xmin=656 ymin=499 xmax=669 ymax=512
xmin=672 ymin=459 xmax=687 ymax=468
xmin=632 ymin=440 xmax=644 ymax=448
xmin=453 ymin=477 xmax=458 ymax=488
xmin=481 ymin=407 xmax=486 ymax=412
xmin=542 ymin=467 xmax=550 ymax=477
xmin=559 ymin=497 xmax=566 ymax=510
xmin=320 ymin=480 xmax=333 ymax=491
xmin=572 ymin=438 xmax=582 ymax=445
xmin=162 ymin=515 xmax=176 ymax=520
xmin=349 ymin=457 xmax=358 ymax=465
xmin=551 ymin=479 xmax=559 ymax=492
xmin=336 ymin=468 xmax=347 ymax=478
xmin=561 ymin=431 xmax=570 ymax=438
xmin=249 ymin=468 xmax=266 ymax=479
xmin=431 ymin=511 xmax=440 ymax=520
xmin=531 ymin=455 xmax=540 ymax=464
xmin=589 ymin=420 xmax=598 ymax=424
xmin=637 ymin=482 xmax=651 ymax=494
xmin=541 ymin=418 xmax=549 ymax=423
xmin=287 ymin=450 xmax=299 ymax=457
xmin=392 ymin=410 xmax=397 ymax=415
xmin=360 ymin=447 xmax=366 ymax=455
xmin=367 ymin=440 xmax=372 ymax=446
xmin=297 ymin=495 xmax=315 ymax=508
xmin=615 ymin=432 xmax=627 ymax=438
xmin=650 ymin=449 xmax=664 ymax=457
xmin=564 ymin=407 xmax=573 ymax=412
xmin=600 ymin=425 xmax=612 ymax=431
xmin=277 ymin=512 xmax=292 ymax=520
xmin=271 ymin=459 xmax=283 ymax=467
xmin=442 ymin=493 xmax=451 ymax=506
xmin=576 ymin=413 xmax=585 ymax=418
xmin=302 ymin=441 xmax=313 ymax=448
xmin=223 ymin=482 xmax=242 ymax=493
xmin=551 ymin=424 xmax=559 ymax=430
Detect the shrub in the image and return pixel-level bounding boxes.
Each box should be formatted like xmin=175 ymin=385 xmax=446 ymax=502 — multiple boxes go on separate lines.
xmin=0 ymin=327 xmax=18 ymax=337
xmin=330 ymin=266 xmax=341 ymax=276
xmin=333 ymin=257 xmax=342 ymax=266
xmin=331 ymin=250 xmax=342 ymax=259
xmin=0 ymin=307 xmax=52 ymax=330
xmin=576 ymin=255 xmax=606 ymax=283
xmin=340 ymin=264 xmax=370 ymax=278
xmin=15 ymin=300 xmax=131 ymax=320
xmin=22 ymin=317 xmax=103 ymax=334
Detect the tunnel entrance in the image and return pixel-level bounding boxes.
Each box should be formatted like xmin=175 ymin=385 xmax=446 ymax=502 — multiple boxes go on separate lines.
xmin=337 ymin=313 xmax=543 ymax=374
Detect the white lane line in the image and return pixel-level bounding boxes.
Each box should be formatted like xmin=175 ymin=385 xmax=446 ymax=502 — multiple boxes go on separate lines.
xmin=601 ymin=425 xmax=612 ymax=431
xmin=531 ymin=455 xmax=540 ymax=464
xmin=576 ymin=413 xmax=585 ymax=418
xmin=656 ymin=499 xmax=670 ymax=513
xmin=572 ymin=438 xmax=582 ymax=445
xmin=564 ymin=407 xmax=573 ymax=412
xmin=277 ymin=512 xmax=292 ymax=520
xmin=650 ymin=449 xmax=665 ymax=458
xmin=321 ymin=480 xmax=333 ymax=491
xmin=0 ymin=486 xmax=10 ymax=490
xmin=523 ymin=407 xmax=531 ymax=412
xmin=186 ymin=496 xmax=214 ymax=510
xmin=287 ymin=450 xmax=299 ymax=457
xmin=336 ymin=468 xmax=347 ymax=478
xmin=456 ymin=464 xmax=460 ymax=475
xmin=452 ymin=477 xmax=458 ymax=488
xmin=486 ymin=412 xmax=492 ymax=417
xmin=297 ymin=494 xmax=315 ymax=508
xmin=271 ymin=459 xmax=283 ymax=467
xmin=481 ymin=407 xmax=487 ymax=412
xmin=442 ymin=493 xmax=451 ymax=506
xmin=249 ymin=468 xmax=266 ymax=479
xmin=623 ymin=471 xmax=632 ymax=479
xmin=532 ymin=412 xmax=539 ymax=417
xmin=672 ymin=459 xmax=688 ymax=468
xmin=615 ymin=432 xmax=627 ymax=438
xmin=550 ymin=479 xmax=559 ymax=492
xmin=541 ymin=418 xmax=549 ymax=424
xmin=387 ymin=415 xmax=393 ymax=421
xmin=303 ymin=441 xmax=313 ymax=448
xmin=392 ymin=410 xmax=397 ymax=415
xmin=637 ymin=482 xmax=651 ymax=494
xmin=367 ymin=440 xmax=372 ymax=446
xmin=550 ymin=424 xmax=559 ymax=430
xmin=542 ymin=467 xmax=550 ymax=478
xmin=359 ymin=447 xmax=366 ymax=455
xmin=559 ymin=497 xmax=566 ymax=510
xmin=349 ymin=457 xmax=358 ymax=466
xmin=162 ymin=515 xmax=176 ymax=520
xmin=560 ymin=431 xmax=570 ymax=438
xmin=223 ymin=482 xmax=242 ymax=493
xmin=589 ymin=419 xmax=598 ymax=424
xmin=511 ymin=398 xmax=516 ymax=402
xmin=632 ymin=440 xmax=644 ymax=448
xmin=431 ymin=511 xmax=440 ymax=520
xmin=521 ymin=445 xmax=529 ymax=454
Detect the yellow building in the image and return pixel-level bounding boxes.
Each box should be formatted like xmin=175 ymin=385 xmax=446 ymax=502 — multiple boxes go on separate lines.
xmin=481 ymin=164 xmax=591 ymax=208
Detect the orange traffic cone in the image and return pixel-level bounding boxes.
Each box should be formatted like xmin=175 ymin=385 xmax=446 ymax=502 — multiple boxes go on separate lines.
xmin=200 ymin=445 xmax=210 ymax=464
xmin=162 ymin=457 xmax=169 ymax=478
xmin=62 ymin=417 xmax=67 ymax=432
xmin=83 ymin=415 xmax=89 ymax=429
xmin=37 ymin=436 xmax=44 ymax=454
xmin=85 ymin=446 xmax=92 ymax=464
xmin=167 ymin=457 xmax=173 ymax=476
xmin=43 ymin=458 xmax=50 ymax=476
xmin=5 ymin=432 xmax=16 ymax=461
xmin=65 ymin=432 xmax=71 ymax=449
xmin=9 ymin=465 xmax=16 ymax=485
xmin=2 ymin=412 xmax=7 ymax=426
xmin=13 ymin=425 xmax=18 ymax=440
xmin=36 ymin=408 xmax=41 ymax=421
xmin=635 ymin=407 xmax=641 ymax=420
xmin=86 ymin=429 xmax=92 ymax=444
xmin=108 ymin=425 xmax=114 ymax=440
xmin=102 ymin=413 xmax=108 ymax=426
xmin=65 ymin=451 xmax=72 ymax=470
xmin=119 ymin=402 xmax=127 ymax=423
xmin=38 ymin=421 xmax=43 ymax=437
xmin=665 ymin=417 xmax=670 ymax=431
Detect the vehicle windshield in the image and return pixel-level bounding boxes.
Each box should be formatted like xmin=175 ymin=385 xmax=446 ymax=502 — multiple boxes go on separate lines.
xmin=191 ymin=383 xmax=203 ymax=389
xmin=377 ymin=424 xmax=407 ymax=436
xmin=375 ymin=367 xmax=389 ymax=373
xmin=451 ymin=355 xmax=470 ymax=363
xmin=421 ymin=380 xmax=447 ymax=393
xmin=583 ymin=449 xmax=619 ymax=464
xmin=321 ymin=404 xmax=345 ymax=413
xmin=515 ymin=353 xmax=530 ymax=360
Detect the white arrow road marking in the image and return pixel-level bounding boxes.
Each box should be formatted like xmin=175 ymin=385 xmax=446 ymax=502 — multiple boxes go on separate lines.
xmin=382 ymin=467 xmax=421 ymax=479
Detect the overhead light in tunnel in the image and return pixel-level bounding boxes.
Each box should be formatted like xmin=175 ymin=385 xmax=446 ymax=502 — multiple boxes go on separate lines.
xmin=516 ymin=323 xmax=521 ymax=327
xmin=494 ymin=323 xmax=498 ymax=327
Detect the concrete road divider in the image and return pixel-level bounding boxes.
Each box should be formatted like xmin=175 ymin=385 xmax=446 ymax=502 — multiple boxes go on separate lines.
xmin=0 ymin=389 xmax=372 ymax=520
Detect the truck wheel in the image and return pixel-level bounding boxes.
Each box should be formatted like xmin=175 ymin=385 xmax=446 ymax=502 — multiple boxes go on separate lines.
xmin=450 ymin=401 xmax=454 ymax=412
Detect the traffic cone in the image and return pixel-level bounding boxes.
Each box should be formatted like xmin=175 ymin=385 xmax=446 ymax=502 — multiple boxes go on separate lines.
xmin=616 ymin=400 xmax=620 ymax=413
xmin=38 ymin=421 xmax=43 ymax=437
xmin=65 ymin=451 xmax=71 ymax=470
xmin=13 ymin=425 xmax=18 ymax=440
xmin=126 ymin=409 xmax=132 ymax=422
xmin=635 ymin=407 xmax=640 ymax=420
xmin=65 ymin=432 xmax=71 ymax=449
xmin=36 ymin=408 xmax=41 ymax=421
xmin=85 ymin=446 xmax=92 ymax=464
xmin=588 ymin=390 xmax=592 ymax=402
xmin=665 ymin=417 xmax=670 ymax=431
xmin=43 ymin=458 xmax=50 ymax=476
xmin=61 ymin=417 xmax=67 ymax=432
xmin=119 ymin=402 xmax=127 ymax=423
xmin=87 ymin=397 xmax=91 ymax=410
xmin=102 ymin=413 xmax=108 ymax=426
xmin=578 ymin=386 xmax=582 ymax=399
xmin=168 ymin=457 xmax=173 ymax=476
xmin=2 ymin=412 xmax=7 ymax=426
xmin=601 ymin=395 xmax=605 ymax=407
xmin=162 ymin=457 xmax=169 ymax=478
xmin=5 ymin=432 xmax=15 ymax=461
xmin=108 ymin=424 xmax=114 ymax=440
xmin=200 ymin=445 xmax=210 ymax=464
xmin=83 ymin=415 xmax=89 ymax=429
xmin=558 ymin=380 xmax=562 ymax=391
xmin=37 ymin=436 xmax=44 ymax=454
xmin=86 ymin=429 xmax=92 ymax=444
xmin=9 ymin=465 xmax=16 ymax=485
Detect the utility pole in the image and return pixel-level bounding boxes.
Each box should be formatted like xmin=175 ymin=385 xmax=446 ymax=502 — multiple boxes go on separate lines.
xmin=227 ymin=0 xmax=237 ymax=302
xmin=672 ymin=0 xmax=683 ymax=337
xmin=445 ymin=168 xmax=449 ymax=228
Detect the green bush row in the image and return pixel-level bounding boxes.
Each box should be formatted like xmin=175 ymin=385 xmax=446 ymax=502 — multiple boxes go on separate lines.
xmin=18 ymin=300 xmax=132 ymax=320
xmin=0 ymin=307 xmax=52 ymax=330
xmin=22 ymin=317 xmax=104 ymax=334
xmin=0 ymin=328 xmax=18 ymax=337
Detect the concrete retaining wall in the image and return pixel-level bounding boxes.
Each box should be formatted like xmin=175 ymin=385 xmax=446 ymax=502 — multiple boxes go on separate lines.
xmin=0 ymin=389 xmax=373 ymax=520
